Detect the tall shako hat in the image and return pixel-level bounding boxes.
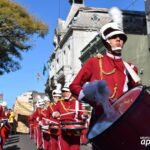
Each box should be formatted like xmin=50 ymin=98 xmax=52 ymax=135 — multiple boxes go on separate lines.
xmin=52 ymin=83 xmax=62 ymax=97
xmin=100 ymin=22 xmax=127 ymax=42
xmin=44 ymin=96 xmax=50 ymax=102
xmin=62 ymin=74 xmax=74 ymax=92
xmin=100 ymin=7 xmax=127 ymax=42
xmin=62 ymin=82 xmax=70 ymax=92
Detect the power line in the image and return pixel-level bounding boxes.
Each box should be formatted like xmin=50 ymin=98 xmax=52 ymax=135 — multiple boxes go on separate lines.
xmin=125 ymin=0 xmax=139 ymax=10
xmin=58 ymin=0 xmax=60 ymax=18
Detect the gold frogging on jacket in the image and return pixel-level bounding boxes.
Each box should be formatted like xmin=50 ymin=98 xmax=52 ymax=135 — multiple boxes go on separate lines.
xmin=97 ymin=54 xmax=117 ymax=99
xmin=60 ymin=100 xmax=70 ymax=113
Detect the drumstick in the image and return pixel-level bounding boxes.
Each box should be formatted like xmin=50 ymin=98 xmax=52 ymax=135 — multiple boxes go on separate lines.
xmin=67 ymin=109 xmax=92 ymax=113
xmin=42 ymin=118 xmax=59 ymax=124
xmin=60 ymin=112 xmax=75 ymax=117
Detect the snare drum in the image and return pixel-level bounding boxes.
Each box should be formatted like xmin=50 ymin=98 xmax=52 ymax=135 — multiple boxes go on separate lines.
xmin=61 ymin=121 xmax=85 ymax=136
xmin=90 ymin=86 xmax=150 ymax=150
xmin=41 ymin=125 xmax=50 ymax=134
xmin=49 ymin=123 xmax=59 ymax=135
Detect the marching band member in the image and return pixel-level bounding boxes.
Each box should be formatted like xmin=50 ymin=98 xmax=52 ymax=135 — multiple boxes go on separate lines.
xmin=28 ymin=114 xmax=34 ymax=140
xmin=44 ymin=96 xmax=51 ymax=108
xmin=48 ymin=84 xmax=62 ymax=150
xmin=36 ymin=98 xmax=46 ymax=150
xmin=29 ymin=101 xmax=40 ymax=143
xmin=31 ymin=97 xmax=45 ymax=150
xmin=40 ymin=96 xmax=52 ymax=150
xmin=53 ymin=84 xmax=88 ymax=150
xmin=70 ymin=7 xmax=140 ymax=149
xmin=80 ymin=103 xmax=90 ymax=145
xmin=0 ymin=101 xmax=11 ymax=150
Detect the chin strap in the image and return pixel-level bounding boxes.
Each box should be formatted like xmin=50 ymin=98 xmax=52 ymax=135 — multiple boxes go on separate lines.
xmin=123 ymin=61 xmax=141 ymax=83
xmin=111 ymin=47 xmax=122 ymax=52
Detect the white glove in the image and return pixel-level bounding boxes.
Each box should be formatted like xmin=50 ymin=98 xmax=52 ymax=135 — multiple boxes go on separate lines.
xmin=39 ymin=121 xmax=42 ymax=126
xmin=36 ymin=117 xmax=39 ymax=122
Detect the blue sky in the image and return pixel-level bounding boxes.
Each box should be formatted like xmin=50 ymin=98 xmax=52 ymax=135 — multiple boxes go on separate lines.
xmin=0 ymin=0 xmax=145 ymax=108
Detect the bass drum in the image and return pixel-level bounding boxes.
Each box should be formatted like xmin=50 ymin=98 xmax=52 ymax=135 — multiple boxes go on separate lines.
xmin=91 ymin=86 xmax=150 ymax=150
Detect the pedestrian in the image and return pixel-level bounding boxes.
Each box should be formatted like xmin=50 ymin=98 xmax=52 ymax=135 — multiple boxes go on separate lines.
xmin=70 ymin=7 xmax=140 ymax=149
xmin=8 ymin=109 xmax=15 ymax=135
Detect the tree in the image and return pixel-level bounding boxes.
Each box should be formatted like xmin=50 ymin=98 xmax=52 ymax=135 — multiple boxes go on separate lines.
xmin=0 ymin=0 xmax=48 ymax=75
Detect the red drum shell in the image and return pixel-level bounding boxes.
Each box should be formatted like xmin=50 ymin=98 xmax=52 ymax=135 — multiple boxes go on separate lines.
xmin=61 ymin=122 xmax=85 ymax=136
xmin=49 ymin=123 xmax=59 ymax=135
xmin=91 ymin=86 xmax=150 ymax=150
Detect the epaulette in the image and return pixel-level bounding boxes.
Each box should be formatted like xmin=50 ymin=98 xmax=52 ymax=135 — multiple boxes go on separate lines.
xmin=49 ymin=102 xmax=53 ymax=106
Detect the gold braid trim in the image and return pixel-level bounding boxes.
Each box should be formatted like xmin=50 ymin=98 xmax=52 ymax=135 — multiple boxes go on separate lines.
xmin=60 ymin=100 xmax=69 ymax=113
xmin=97 ymin=54 xmax=117 ymax=99
xmin=49 ymin=103 xmax=54 ymax=112
xmin=98 ymin=56 xmax=103 ymax=80
xmin=99 ymin=57 xmax=116 ymax=79
xmin=97 ymin=54 xmax=116 ymax=79
xmin=109 ymin=84 xmax=118 ymax=99
xmin=41 ymin=110 xmax=46 ymax=117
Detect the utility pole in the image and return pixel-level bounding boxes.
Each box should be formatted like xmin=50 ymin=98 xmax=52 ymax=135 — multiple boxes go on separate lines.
xmin=68 ymin=0 xmax=84 ymax=5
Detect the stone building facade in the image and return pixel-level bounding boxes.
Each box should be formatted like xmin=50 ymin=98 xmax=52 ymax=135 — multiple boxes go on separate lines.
xmin=46 ymin=2 xmax=149 ymax=95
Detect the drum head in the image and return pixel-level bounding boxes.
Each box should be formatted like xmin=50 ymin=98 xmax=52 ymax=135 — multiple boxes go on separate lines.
xmin=88 ymin=86 xmax=143 ymax=140
xmin=113 ymin=86 xmax=143 ymax=115
xmin=90 ymin=86 xmax=150 ymax=150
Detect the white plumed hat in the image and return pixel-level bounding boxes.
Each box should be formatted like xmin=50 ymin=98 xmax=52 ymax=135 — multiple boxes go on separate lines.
xmin=100 ymin=7 xmax=127 ymax=42
xmin=44 ymin=96 xmax=50 ymax=102
xmin=52 ymin=83 xmax=62 ymax=97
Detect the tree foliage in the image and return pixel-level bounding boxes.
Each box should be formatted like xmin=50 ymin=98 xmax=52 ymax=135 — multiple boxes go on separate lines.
xmin=0 ymin=0 xmax=48 ymax=75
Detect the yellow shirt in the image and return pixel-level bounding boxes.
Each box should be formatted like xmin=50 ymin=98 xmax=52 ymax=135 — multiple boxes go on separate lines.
xmin=8 ymin=112 xmax=15 ymax=123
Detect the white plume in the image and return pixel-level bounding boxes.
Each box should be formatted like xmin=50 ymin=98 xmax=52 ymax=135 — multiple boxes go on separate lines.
xmin=108 ymin=7 xmax=123 ymax=29
xmin=66 ymin=74 xmax=72 ymax=83
xmin=64 ymin=74 xmax=73 ymax=87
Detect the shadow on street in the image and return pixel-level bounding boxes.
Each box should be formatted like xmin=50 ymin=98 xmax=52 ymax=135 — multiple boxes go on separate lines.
xmin=3 ymin=134 xmax=20 ymax=150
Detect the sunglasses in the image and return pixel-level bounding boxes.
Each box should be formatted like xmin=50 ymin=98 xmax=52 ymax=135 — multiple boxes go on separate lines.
xmin=109 ymin=34 xmax=125 ymax=41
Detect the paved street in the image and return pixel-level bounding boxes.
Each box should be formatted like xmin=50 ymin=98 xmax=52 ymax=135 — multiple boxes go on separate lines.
xmin=3 ymin=134 xmax=35 ymax=150
xmin=3 ymin=134 xmax=92 ymax=150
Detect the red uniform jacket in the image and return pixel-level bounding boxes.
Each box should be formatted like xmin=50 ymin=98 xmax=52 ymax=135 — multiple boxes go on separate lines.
xmin=54 ymin=98 xmax=84 ymax=123
xmin=30 ymin=108 xmax=43 ymax=127
xmin=0 ymin=106 xmax=5 ymax=120
xmin=70 ymin=53 xmax=139 ymax=128
xmin=70 ymin=53 xmax=138 ymax=102
xmin=45 ymin=103 xmax=60 ymax=124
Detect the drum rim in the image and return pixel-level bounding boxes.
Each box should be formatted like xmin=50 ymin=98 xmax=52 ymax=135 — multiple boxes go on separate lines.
xmin=91 ymin=85 xmax=147 ymax=140
xmin=49 ymin=123 xmax=59 ymax=126
xmin=61 ymin=121 xmax=85 ymax=125
xmin=61 ymin=127 xmax=85 ymax=130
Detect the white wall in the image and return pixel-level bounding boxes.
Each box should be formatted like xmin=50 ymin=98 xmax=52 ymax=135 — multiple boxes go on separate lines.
xmin=71 ymin=30 xmax=98 ymax=74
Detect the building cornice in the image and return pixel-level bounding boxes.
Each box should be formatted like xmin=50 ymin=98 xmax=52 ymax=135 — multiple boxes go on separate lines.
xmin=59 ymin=25 xmax=99 ymax=48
